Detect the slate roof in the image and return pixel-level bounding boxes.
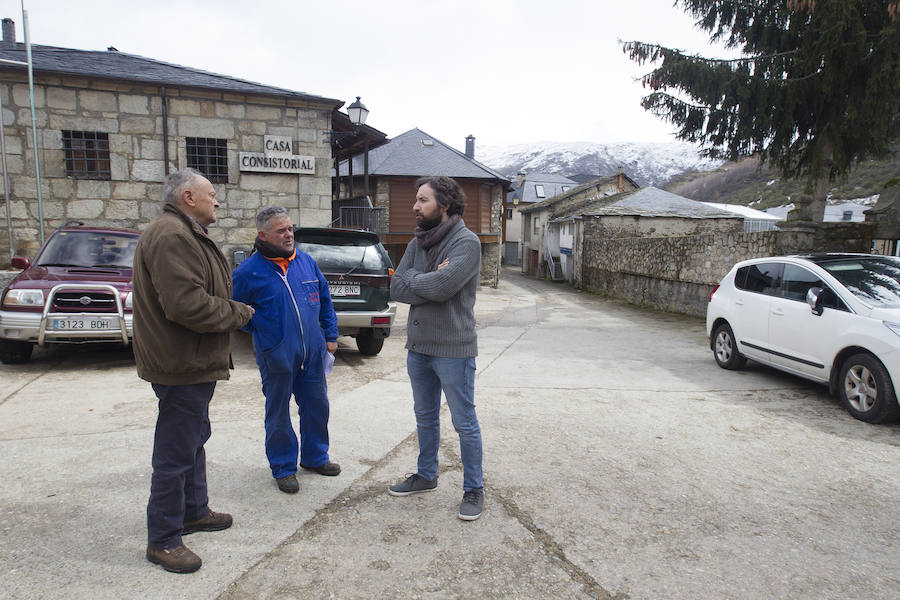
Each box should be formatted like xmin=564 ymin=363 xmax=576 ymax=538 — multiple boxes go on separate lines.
xmin=518 ymin=172 xmax=638 ymax=214
xmin=577 ymin=187 xmax=739 ymax=220
xmin=0 ymin=43 xmax=341 ymax=105
xmin=337 ymin=128 xmax=508 ymax=182
xmin=509 ymin=173 xmax=578 ymax=205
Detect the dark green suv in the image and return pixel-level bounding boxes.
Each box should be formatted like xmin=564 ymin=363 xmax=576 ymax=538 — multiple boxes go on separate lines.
xmin=294 ymin=227 xmax=396 ymax=356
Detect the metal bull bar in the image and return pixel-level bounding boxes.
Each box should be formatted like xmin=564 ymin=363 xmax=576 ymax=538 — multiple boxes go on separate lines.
xmin=37 ymin=283 xmax=129 ymax=346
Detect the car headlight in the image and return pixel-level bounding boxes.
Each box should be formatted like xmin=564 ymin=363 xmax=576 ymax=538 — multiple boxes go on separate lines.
xmin=124 ymin=291 xmax=133 ymax=309
xmin=884 ymin=321 xmax=900 ymax=338
xmin=2 ymin=288 xmax=45 ymax=307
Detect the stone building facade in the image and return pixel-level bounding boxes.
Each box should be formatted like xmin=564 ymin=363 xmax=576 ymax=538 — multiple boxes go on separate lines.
xmin=0 ymin=34 xmax=347 ymax=266
xmin=519 ymin=172 xmax=640 ymax=276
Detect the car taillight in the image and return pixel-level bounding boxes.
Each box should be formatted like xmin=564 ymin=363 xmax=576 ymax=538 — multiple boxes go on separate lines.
xmin=371 ymin=316 xmax=391 ymax=325
xmin=708 ymin=284 xmax=719 ymax=302
xmin=368 ymin=276 xmax=392 ymax=290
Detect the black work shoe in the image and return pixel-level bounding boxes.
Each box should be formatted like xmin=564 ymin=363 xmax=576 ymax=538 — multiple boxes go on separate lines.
xmin=388 ymin=473 xmax=438 ymax=496
xmin=146 ymin=543 xmax=202 ymax=573
xmin=276 ymin=474 xmax=299 ymax=494
xmin=300 ymin=461 xmax=341 ymax=476
xmin=458 ymin=489 xmax=484 ymax=521
xmin=182 ymin=510 xmax=233 ymax=535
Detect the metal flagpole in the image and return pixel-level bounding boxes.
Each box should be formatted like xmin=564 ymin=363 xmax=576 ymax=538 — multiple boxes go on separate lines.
xmin=22 ymin=3 xmax=43 ymax=243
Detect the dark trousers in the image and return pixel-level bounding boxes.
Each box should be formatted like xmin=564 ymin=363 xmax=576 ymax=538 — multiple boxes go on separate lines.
xmin=147 ymin=382 xmax=215 ymax=549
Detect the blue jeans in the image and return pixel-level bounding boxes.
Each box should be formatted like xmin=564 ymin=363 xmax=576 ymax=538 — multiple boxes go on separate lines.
xmin=147 ymin=382 xmax=215 ymax=549
xmin=407 ymin=351 xmax=483 ymax=491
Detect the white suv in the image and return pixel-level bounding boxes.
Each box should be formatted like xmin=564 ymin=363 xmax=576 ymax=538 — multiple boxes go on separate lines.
xmin=707 ymin=254 xmax=900 ymax=423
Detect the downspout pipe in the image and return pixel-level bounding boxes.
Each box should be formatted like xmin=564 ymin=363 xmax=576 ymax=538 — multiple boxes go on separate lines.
xmin=1 ymin=82 xmax=14 ymax=257
xmin=161 ymin=86 xmax=170 ymax=175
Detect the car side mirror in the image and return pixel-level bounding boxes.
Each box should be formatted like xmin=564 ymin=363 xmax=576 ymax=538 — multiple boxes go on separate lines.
xmin=806 ymin=286 xmax=824 ymax=316
xmin=10 ymin=256 xmax=30 ymax=270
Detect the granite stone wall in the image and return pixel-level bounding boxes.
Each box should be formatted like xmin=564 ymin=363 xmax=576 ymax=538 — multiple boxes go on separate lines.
xmin=0 ymin=74 xmax=334 ymax=266
xmin=578 ymin=221 xmax=875 ymax=317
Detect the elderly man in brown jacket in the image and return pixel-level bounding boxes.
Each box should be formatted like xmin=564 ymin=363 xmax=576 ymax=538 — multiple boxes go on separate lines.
xmin=133 ymin=168 xmax=253 ymax=574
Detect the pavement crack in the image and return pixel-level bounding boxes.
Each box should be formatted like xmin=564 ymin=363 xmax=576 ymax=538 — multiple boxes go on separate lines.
xmin=0 ymin=361 xmax=65 ymax=408
xmin=490 ymin=488 xmax=628 ymax=600
xmin=441 ymin=436 xmax=627 ymax=600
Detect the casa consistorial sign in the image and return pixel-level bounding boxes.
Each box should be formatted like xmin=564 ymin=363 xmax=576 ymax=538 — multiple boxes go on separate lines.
xmin=239 ymin=135 xmax=315 ymax=174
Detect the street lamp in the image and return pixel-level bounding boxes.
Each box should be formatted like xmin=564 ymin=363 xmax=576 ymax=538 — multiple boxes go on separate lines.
xmin=329 ymin=96 xmax=372 ymax=204
xmin=347 ymin=96 xmax=369 ymax=127
xmin=346 ymin=97 xmax=370 ymax=198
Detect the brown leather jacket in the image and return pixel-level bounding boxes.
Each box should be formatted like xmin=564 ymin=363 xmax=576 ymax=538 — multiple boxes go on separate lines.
xmin=132 ymin=204 xmax=252 ymax=385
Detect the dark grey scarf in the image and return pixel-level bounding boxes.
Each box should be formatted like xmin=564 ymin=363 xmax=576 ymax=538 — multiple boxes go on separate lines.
xmin=414 ymin=214 xmax=461 ymax=270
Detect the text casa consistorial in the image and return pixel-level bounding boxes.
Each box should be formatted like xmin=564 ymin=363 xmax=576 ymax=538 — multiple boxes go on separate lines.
xmin=239 ymin=135 xmax=315 ymax=174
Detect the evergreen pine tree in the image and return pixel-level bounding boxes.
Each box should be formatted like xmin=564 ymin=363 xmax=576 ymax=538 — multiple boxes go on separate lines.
xmin=623 ymin=0 xmax=900 ymax=221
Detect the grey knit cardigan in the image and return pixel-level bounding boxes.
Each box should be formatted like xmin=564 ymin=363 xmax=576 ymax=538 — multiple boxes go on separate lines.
xmin=390 ymin=219 xmax=480 ymax=358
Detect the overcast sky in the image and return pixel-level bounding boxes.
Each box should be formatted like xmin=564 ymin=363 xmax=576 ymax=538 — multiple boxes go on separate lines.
xmin=7 ymin=0 xmax=728 ymax=150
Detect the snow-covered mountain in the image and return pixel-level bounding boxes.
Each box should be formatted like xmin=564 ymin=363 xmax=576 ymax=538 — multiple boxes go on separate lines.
xmin=475 ymin=141 xmax=723 ymax=187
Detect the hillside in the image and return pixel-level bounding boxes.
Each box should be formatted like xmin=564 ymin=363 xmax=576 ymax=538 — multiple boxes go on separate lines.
xmin=477 ymin=140 xmax=899 ymax=209
xmin=665 ymin=154 xmax=900 ymax=208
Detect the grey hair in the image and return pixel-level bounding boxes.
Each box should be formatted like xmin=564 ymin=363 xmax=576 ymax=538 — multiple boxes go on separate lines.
xmin=256 ymin=205 xmax=290 ymax=230
xmin=163 ymin=168 xmax=204 ymax=205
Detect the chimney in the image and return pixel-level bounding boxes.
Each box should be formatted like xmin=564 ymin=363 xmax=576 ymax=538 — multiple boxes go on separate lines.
xmin=516 ymin=171 xmax=526 ymax=188
xmin=617 ymin=166 xmax=624 ymax=193
xmin=465 ymin=135 xmax=475 ymax=159
xmin=2 ymin=18 xmax=15 ymax=48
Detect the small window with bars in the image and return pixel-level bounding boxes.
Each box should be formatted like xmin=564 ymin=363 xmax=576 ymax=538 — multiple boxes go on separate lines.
xmin=62 ymin=131 xmax=110 ymax=180
xmin=186 ymin=137 xmax=228 ymax=183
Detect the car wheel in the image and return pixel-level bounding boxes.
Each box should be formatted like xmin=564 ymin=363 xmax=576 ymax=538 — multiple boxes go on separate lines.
xmin=839 ymin=353 xmax=900 ymax=423
xmin=712 ymin=323 xmax=746 ymax=370
xmin=356 ymin=330 xmax=384 ymax=356
xmin=0 ymin=339 xmax=34 ymax=364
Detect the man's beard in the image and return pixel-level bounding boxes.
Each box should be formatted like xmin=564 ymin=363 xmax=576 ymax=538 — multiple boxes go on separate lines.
xmin=416 ymin=214 xmax=442 ymax=230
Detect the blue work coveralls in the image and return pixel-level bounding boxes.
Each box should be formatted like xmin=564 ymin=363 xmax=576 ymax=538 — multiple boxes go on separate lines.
xmin=232 ymin=250 xmax=338 ymax=479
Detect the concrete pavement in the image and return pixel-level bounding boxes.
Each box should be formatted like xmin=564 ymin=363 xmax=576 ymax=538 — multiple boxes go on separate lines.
xmin=1 ymin=267 xmax=899 ymax=599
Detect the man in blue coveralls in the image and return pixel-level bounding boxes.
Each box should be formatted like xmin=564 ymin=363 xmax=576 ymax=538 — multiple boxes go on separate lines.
xmin=233 ymin=206 xmax=341 ymax=494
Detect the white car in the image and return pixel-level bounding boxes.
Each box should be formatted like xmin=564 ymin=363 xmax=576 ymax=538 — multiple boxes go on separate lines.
xmin=707 ymin=254 xmax=900 ymax=423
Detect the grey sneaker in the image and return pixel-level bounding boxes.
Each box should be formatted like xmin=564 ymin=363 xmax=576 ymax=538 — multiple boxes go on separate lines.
xmin=458 ymin=489 xmax=484 ymax=521
xmin=388 ymin=473 xmax=437 ymax=496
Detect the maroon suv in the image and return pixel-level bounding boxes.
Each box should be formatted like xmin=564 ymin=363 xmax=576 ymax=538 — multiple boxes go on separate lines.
xmin=0 ymin=223 xmax=140 ymax=364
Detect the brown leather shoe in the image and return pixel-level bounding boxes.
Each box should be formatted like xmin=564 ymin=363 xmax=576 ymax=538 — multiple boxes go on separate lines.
xmin=146 ymin=544 xmax=202 ymax=573
xmin=182 ymin=510 xmax=233 ymax=535
xmin=300 ymin=461 xmax=341 ymax=476
xmin=276 ymin=473 xmax=299 ymax=493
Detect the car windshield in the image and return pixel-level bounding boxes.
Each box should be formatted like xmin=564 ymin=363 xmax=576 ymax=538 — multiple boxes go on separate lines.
xmin=296 ymin=239 xmax=387 ymax=275
xmin=814 ymin=256 xmax=900 ymax=307
xmin=37 ymin=230 xmax=139 ymax=269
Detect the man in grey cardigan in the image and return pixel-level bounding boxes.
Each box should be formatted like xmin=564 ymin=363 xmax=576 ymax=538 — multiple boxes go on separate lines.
xmin=388 ymin=176 xmax=485 ymax=521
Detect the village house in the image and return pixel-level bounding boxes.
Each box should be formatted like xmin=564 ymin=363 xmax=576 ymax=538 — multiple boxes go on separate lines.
xmin=523 ymin=184 xmax=744 ymax=284
xmin=336 ymin=128 xmax=509 ymax=286
xmin=518 ymin=170 xmax=639 ymax=277
xmin=503 ymin=172 xmax=577 ymax=266
xmin=0 ymin=18 xmax=385 ymax=266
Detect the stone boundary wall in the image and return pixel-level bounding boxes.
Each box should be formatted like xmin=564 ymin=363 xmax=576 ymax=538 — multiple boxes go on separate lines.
xmin=579 ymin=221 xmax=875 ymax=317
